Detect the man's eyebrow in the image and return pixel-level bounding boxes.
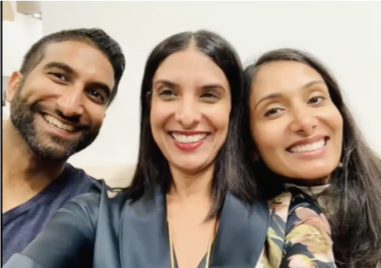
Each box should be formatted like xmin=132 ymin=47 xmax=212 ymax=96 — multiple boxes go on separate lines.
xmin=44 ymin=61 xmax=112 ymax=97
xmin=42 ymin=62 xmax=77 ymax=77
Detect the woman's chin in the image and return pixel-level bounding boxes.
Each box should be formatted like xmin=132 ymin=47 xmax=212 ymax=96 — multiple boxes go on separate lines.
xmin=281 ymin=161 xmax=336 ymax=180
xmin=289 ymin=170 xmax=332 ymax=182
xmin=169 ymin=160 xmax=211 ymax=175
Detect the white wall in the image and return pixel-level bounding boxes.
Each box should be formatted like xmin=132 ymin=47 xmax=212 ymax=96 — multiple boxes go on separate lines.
xmin=2 ymin=1 xmax=43 ymax=119
xmin=3 ymin=2 xmax=43 ymax=76
xmin=41 ymin=1 xmax=381 ymax=166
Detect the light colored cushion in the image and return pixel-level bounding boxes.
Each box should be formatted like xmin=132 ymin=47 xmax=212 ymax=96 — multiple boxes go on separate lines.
xmin=79 ymin=164 xmax=136 ymax=188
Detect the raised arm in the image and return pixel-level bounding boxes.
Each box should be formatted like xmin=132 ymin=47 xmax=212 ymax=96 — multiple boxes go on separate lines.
xmin=281 ymin=192 xmax=336 ymax=268
xmin=4 ymin=193 xmax=100 ymax=268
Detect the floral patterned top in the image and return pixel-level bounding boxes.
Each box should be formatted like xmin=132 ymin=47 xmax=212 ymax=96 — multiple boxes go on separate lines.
xmin=258 ymin=188 xmax=336 ymax=268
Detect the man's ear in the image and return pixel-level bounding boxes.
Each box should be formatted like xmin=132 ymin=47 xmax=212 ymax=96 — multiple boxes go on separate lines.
xmin=7 ymin=71 xmax=23 ymax=103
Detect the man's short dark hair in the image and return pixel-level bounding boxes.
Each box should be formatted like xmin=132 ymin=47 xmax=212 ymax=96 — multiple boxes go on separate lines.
xmin=20 ymin=28 xmax=125 ymax=105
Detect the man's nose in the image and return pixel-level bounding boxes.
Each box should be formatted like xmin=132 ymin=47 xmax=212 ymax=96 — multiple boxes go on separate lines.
xmin=56 ymin=87 xmax=84 ymax=117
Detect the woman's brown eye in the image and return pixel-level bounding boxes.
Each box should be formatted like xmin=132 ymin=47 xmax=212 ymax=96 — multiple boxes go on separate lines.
xmin=201 ymin=93 xmax=219 ymax=100
xmin=264 ymin=107 xmax=283 ymax=117
xmin=309 ymin=96 xmax=324 ymax=104
xmin=158 ymin=87 xmax=177 ymax=101
xmin=159 ymin=89 xmax=174 ymax=96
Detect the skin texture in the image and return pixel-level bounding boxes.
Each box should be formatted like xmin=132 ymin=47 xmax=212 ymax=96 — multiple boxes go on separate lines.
xmin=7 ymin=41 xmax=115 ymax=161
xmin=250 ymin=61 xmax=343 ymax=181
xmin=150 ymin=45 xmax=231 ymax=268
xmin=150 ymin=46 xmax=231 ymax=175
xmin=3 ymin=40 xmax=115 ymax=213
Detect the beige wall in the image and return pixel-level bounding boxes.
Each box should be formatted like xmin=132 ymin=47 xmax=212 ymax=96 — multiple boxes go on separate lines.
xmin=3 ymin=1 xmax=14 ymax=21
xmin=80 ymin=164 xmax=136 ymax=188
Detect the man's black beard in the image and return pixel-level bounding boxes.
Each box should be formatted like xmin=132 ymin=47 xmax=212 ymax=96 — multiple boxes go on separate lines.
xmin=10 ymin=86 xmax=99 ymax=161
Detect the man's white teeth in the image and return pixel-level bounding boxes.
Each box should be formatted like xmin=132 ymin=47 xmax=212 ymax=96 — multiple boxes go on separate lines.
xmin=289 ymin=139 xmax=326 ymax=153
xmin=44 ymin=115 xmax=75 ymax=132
xmin=172 ymin=133 xmax=207 ymax=143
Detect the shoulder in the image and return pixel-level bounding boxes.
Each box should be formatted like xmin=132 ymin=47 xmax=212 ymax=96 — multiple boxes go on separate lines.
xmin=273 ymin=189 xmax=333 ymax=256
xmin=58 ymin=191 xmax=102 ymax=231
xmin=62 ymin=164 xmax=114 ymax=198
xmin=59 ymin=165 xmax=132 ymax=221
xmin=284 ymin=187 xmax=331 ymax=235
xmin=268 ymin=188 xmax=328 ymax=229
xmin=267 ymin=187 xmax=331 ymax=241
xmin=267 ymin=191 xmax=292 ymax=224
xmin=64 ymin=163 xmax=99 ymax=184
xmin=64 ymin=181 xmax=131 ymax=216
xmin=265 ymin=189 xmax=334 ymax=267
xmin=287 ymin=187 xmax=326 ymax=219
xmin=63 ymin=164 xmax=129 ymax=193
xmin=283 ymin=189 xmax=335 ymax=266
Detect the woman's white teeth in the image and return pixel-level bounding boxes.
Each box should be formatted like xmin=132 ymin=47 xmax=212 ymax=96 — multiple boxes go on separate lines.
xmin=44 ymin=115 xmax=75 ymax=132
xmin=172 ymin=133 xmax=207 ymax=143
xmin=290 ymin=139 xmax=326 ymax=153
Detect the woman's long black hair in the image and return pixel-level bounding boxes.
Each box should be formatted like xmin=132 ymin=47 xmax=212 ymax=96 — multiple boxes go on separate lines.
xmin=244 ymin=48 xmax=381 ymax=268
xmin=129 ymin=30 xmax=259 ymax=217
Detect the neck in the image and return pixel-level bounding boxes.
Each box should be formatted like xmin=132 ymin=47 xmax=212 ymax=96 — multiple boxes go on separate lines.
xmin=167 ymin=165 xmax=214 ymax=203
xmin=282 ymin=176 xmax=330 ymax=187
xmin=2 ymin=120 xmax=65 ymax=212
xmin=166 ymin=165 xmax=215 ymax=223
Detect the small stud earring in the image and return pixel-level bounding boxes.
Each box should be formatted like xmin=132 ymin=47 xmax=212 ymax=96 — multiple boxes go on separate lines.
xmin=337 ymin=162 xmax=343 ymax=168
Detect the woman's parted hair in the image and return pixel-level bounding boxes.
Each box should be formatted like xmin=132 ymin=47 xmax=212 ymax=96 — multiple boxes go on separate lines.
xmin=244 ymin=48 xmax=381 ymax=268
xmin=128 ymin=30 xmax=258 ymax=218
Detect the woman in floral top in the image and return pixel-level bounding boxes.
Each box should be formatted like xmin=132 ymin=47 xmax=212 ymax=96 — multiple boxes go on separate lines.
xmin=262 ymin=188 xmax=335 ymax=268
xmin=245 ymin=48 xmax=381 ymax=268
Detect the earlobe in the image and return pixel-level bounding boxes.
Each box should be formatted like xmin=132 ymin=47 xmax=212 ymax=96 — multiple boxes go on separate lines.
xmin=6 ymin=72 xmax=23 ymax=103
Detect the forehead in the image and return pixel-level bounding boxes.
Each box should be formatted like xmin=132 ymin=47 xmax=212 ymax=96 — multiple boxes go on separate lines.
xmin=253 ymin=61 xmax=324 ymax=95
xmin=36 ymin=41 xmax=115 ymax=88
xmin=153 ymin=48 xmax=228 ymax=86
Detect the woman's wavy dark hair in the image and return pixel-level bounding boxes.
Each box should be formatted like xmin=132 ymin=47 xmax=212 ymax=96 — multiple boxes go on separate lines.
xmin=128 ymin=30 xmax=258 ymax=217
xmin=244 ymin=48 xmax=381 ymax=268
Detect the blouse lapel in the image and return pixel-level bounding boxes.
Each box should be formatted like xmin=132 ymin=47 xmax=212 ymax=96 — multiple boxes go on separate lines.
xmin=119 ymin=189 xmax=270 ymax=268
xmin=120 ymin=187 xmax=171 ymax=268
xmin=209 ymin=193 xmax=270 ymax=268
